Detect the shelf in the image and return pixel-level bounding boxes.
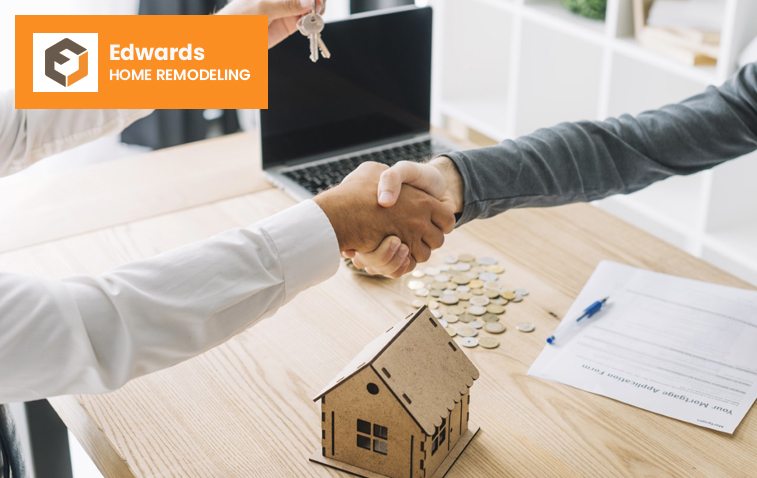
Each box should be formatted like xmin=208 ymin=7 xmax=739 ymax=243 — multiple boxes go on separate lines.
xmin=439 ymin=98 xmax=508 ymax=141
xmin=703 ymin=224 xmax=757 ymax=286
xmin=522 ymin=0 xmax=606 ymax=45
xmin=606 ymin=51 xmax=711 ymax=117
xmin=594 ymin=196 xmax=700 ymax=254
xmin=611 ymin=38 xmax=719 ymax=86
xmin=469 ymin=0 xmax=516 ymax=14
xmin=515 ymin=20 xmax=603 ymax=136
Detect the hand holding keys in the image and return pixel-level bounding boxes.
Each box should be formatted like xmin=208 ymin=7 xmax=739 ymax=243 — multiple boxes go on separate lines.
xmin=297 ymin=0 xmax=330 ymax=62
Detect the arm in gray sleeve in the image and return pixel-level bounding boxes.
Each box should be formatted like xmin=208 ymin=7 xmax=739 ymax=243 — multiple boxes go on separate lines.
xmin=446 ymin=62 xmax=757 ymax=225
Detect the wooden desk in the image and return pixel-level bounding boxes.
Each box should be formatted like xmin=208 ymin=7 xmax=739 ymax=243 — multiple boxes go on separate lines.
xmin=1 ymin=132 xmax=755 ymax=478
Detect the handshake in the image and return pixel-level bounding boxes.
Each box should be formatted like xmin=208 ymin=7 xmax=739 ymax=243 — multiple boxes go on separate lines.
xmin=313 ymin=157 xmax=465 ymax=279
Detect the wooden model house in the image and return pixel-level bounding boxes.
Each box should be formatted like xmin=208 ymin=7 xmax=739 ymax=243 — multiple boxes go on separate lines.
xmin=310 ymin=306 xmax=480 ymax=478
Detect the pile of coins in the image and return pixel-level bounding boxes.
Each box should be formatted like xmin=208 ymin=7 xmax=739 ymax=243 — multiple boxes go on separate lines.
xmin=406 ymin=254 xmax=534 ymax=349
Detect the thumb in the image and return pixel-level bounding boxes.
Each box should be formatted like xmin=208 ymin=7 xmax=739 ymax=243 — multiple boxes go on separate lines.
xmin=377 ymin=161 xmax=446 ymax=207
xmin=260 ymin=0 xmax=311 ymax=20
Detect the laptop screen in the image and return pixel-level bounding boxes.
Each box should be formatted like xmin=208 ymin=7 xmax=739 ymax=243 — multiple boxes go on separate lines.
xmin=261 ymin=7 xmax=432 ymax=168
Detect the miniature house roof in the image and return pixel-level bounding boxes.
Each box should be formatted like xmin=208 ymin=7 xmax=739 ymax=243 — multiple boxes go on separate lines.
xmin=313 ymin=306 xmax=480 ymax=435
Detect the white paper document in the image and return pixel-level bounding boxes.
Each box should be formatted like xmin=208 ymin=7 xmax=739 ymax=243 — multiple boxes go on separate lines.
xmin=529 ymin=261 xmax=757 ymax=433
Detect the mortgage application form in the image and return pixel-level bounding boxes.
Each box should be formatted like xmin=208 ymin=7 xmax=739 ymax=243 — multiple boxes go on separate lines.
xmin=529 ymin=261 xmax=757 ymax=433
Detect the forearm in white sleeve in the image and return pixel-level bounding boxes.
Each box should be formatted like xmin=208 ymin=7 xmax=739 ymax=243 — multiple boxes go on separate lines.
xmin=0 ymin=90 xmax=153 ymax=177
xmin=0 ymin=200 xmax=340 ymax=402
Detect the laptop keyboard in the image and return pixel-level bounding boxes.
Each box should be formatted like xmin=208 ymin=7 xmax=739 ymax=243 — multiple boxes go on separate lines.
xmin=282 ymin=139 xmax=451 ymax=195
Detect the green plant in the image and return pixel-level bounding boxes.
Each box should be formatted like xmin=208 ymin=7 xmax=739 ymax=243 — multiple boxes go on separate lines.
xmin=560 ymin=0 xmax=606 ymax=20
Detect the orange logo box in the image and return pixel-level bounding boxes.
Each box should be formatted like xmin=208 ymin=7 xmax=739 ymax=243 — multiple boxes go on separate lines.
xmin=16 ymin=15 xmax=268 ymax=109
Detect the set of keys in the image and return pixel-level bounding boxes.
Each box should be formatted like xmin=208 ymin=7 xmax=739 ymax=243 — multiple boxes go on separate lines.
xmin=297 ymin=0 xmax=330 ymax=62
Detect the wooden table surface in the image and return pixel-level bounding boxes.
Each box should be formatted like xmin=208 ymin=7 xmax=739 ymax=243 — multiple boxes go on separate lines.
xmin=2 ymin=132 xmax=755 ymax=478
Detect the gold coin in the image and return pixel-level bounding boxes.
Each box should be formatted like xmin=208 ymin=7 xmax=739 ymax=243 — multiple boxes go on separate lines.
xmin=486 ymin=304 xmax=506 ymax=314
xmin=444 ymin=281 xmax=457 ymax=290
xmin=457 ymin=327 xmax=478 ymax=337
xmin=458 ymin=313 xmax=474 ymax=323
xmin=484 ymin=322 xmax=506 ymax=334
xmin=479 ymin=336 xmax=500 ymax=349
xmin=457 ymin=292 xmax=472 ymax=301
xmin=443 ymin=314 xmax=459 ymax=324
xmin=447 ymin=306 xmax=465 ymax=316
xmin=428 ymin=300 xmax=439 ymax=310
xmin=502 ymin=291 xmax=517 ymax=300
xmin=486 ymin=265 xmax=505 ymax=274
xmin=480 ymin=313 xmax=500 ymax=323
xmin=471 ymin=288 xmax=484 ymax=296
xmin=429 ymin=282 xmax=445 ymax=290
xmin=485 ymin=289 xmax=501 ymax=299
xmin=452 ymin=274 xmax=470 ymax=285
xmin=471 ymin=266 xmax=486 ymax=274
xmin=469 ymin=279 xmax=484 ymax=289
xmin=412 ymin=299 xmax=425 ymax=308
xmin=408 ymin=280 xmax=425 ymax=290
xmin=445 ymin=327 xmax=457 ymax=337
xmin=458 ymin=253 xmax=475 ymax=262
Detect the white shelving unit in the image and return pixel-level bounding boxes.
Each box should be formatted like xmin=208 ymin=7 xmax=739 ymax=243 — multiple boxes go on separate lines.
xmin=431 ymin=0 xmax=757 ymax=285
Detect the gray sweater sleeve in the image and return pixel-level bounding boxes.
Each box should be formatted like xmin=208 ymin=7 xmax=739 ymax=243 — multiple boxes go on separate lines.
xmin=446 ymin=62 xmax=757 ymax=225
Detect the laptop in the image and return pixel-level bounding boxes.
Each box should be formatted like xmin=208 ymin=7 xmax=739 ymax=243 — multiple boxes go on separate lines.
xmin=261 ymin=6 xmax=460 ymax=201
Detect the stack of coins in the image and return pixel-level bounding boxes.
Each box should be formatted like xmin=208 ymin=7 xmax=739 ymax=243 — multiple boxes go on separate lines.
xmin=405 ymin=254 xmax=534 ymax=350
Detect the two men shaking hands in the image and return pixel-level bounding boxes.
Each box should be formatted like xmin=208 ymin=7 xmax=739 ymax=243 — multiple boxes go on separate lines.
xmin=315 ymin=157 xmax=463 ymax=278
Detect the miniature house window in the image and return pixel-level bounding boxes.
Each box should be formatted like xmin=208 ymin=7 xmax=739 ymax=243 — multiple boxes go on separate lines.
xmin=366 ymin=383 xmax=379 ymax=395
xmin=431 ymin=418 xmax=447 ymax=456
xmin=357 ymin=419 xmax=388 ymax=456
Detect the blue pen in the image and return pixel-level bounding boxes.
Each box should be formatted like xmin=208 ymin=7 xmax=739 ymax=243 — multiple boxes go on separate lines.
xmin=546 ymin=297 xmax=609 ymax=345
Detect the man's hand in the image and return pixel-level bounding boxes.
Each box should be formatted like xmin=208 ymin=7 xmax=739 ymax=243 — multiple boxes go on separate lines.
xmin=347 ymin=157 xmax=465 ymax=278
xmin=218 ymin=0 xmax=326 ymax=48
xmin=313 ymin=162 xmax=455 ymax=266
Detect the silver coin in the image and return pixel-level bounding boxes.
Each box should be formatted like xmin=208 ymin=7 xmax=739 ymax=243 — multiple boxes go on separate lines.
xmin=414 ymin=288 xmax=430 ymax=297
xmin=431 ymin=309 xmax=442 ymax=319
xmin=470 ymin=296 xmax=490 ymax=307
xmin=434 ymin=274 xmax=451 ymax=283
xmin=408 ymin=280 xmax=425 ymax=290
xmin=516 ymin=322 xmax=535 ymax=333
xmin=412 ymin=299 xmax=426 ymax=308
xmin=439 ymin=265 xmax=450 ymax=272
xmin=430 ymin=289 xmax=442 ymax=298
xmin=480 ymin=313 xmax=500 ymax=323
xmin=515 ymin=289 xmax=530 ymax=297
xmin=444 ymin=255 xmax=459 ymax=264
xmin=469 ymin=320 xmax=483 ymax=329
xmin=492 ymin=298 xmax=507 ymax=305
xmin=456 ymin=285 xmax=471 ymax=293
xmin=424 ymin=267 xmax=441 ymax=276
xmin=440 ymin=294 xmax=459 ymax=305
xmin=443 ymin=314 xmax=459 ymax=324
xmin=438 ymin=318 xmax=448 ymax=327
xmin=467 ymin=305 xmax=486 ymax=316
xmin=411 ymin=270 xmax=425 ymax=278
xmin=511 ymin=296 xmax=524 ymax=303
xmin=454 ymin=262 xmax=471 ymax=272
xmin=478 ymin=256 xmax=498 ymax=265
xmin=479 ymin=272 xmax=499 ymax=282
xmin=465 ymin=272 xmax=479 ymax=280
xmin=459 ymin=337 xmax=479 ymax=348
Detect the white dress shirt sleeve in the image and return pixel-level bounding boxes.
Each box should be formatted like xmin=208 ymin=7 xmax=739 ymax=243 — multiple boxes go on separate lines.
xmin=0 ymin=90 xmax=153 ymax=177
xmin=0 ymin=199 xmax=340 ymax=403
